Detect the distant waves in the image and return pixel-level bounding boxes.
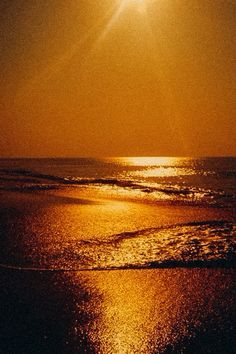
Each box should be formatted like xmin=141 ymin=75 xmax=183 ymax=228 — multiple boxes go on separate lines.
xmin=0 ymin=167 xmax=235 ymax=207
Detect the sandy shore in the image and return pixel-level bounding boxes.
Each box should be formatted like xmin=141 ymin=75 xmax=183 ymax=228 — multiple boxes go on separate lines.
xmin=0 ymin=189 xmax=235 ymax=353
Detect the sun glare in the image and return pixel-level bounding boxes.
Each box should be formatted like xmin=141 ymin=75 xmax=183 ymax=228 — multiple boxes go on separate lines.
xmin=117 ymin=157 xmax=181 ymax=166
xmin=127 ymin=0 xmax=145 ymax=2
xmin=117 ymin=0 xmax=147 ymax=15
xmin=122 ymin=0 xmax=146 ymax=9
xmin=124 ymin=0 xmax=145 ymax=3
xmin=94 ymin=0 xmax=148 ymax=48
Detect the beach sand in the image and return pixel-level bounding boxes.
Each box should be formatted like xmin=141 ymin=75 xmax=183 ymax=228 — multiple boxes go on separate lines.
xmin=0 ymin=189 xmax=235 ymax=353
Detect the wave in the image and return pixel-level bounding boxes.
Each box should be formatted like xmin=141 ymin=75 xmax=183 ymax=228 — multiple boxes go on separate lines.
xmin=0 ymin=168 xmax=70 ymax=183
xmin=0 ymin=220 xmax=235 ymax=272
xmin=1 ymin=167 xmax=235 ymax=207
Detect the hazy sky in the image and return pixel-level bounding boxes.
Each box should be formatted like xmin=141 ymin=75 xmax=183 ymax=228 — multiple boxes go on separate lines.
xmin=0 ymin=0 xmax=235 ymax=157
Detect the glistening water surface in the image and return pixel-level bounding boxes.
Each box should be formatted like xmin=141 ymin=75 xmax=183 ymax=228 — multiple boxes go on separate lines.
xmin=0 ymin=157 xmax=235 ymax=271
xmin=0 ymin=157 xmax=235 ymax=353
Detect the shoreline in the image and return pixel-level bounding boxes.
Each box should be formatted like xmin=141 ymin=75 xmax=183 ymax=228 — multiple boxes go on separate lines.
xmin=0 ymin=188 xmax=235 ymax=352
xmin=0 ymin=188 xmax=235 ymax=271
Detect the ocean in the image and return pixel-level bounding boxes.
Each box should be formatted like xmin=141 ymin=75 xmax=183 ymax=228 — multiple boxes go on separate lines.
xmin=0 ymin=157 xmax=235 ymax=271
xmin=0 ymin=157 xmax=236 ymax=353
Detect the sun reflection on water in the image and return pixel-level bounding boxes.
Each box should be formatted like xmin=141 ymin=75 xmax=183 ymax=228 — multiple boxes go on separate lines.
xmin=71 ymin=269 xmax=186 ymax=354
xmin=66 ymin=268 xmax=234 ymax=354
xmin=114 ymin=157 xmax=194 ymax=179
xmin=131 ymin=166 xmax=194 ymax=178
xmin=116 ymin=157 xmax=189 ymax=166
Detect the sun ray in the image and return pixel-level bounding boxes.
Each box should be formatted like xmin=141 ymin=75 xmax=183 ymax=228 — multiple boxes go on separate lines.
xmin=15 ymin=0 xmax=152 ymax=103
xmin=14 ymin=3 xmax=118 ymax=102
xmin=89 ymin=0 xmax=128 ymax=51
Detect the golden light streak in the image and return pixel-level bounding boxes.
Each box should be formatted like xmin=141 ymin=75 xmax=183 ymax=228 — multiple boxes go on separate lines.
xmin=15 ymin=0 xmax=151 ymax=105
xmin=16 ymin=0 xmax=151 ymax=102
xmin=132 ymin=166 xmax=193 ymax=178
xmin=14 ymin=3 xmax=118 ymax=103
xmin=92 ymin=1 xmax=127 ymax=47
xmin=118 ymin=157 xmax=181 ymax=166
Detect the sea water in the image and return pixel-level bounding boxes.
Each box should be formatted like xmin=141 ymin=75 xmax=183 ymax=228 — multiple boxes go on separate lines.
xmin=0 ymin=157 xmax=235 ymax=270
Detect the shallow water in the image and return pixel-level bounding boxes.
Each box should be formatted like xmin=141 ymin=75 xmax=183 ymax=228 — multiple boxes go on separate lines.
xmin=0 ymin=268 xmax=235 ymax=354
xmin=0 ymin=157 xmax=236 ymax=206
xmin=0 ymin=157 xmax=235 ymax=271
xmin=0 ymin=157 xmax=235 ymax=353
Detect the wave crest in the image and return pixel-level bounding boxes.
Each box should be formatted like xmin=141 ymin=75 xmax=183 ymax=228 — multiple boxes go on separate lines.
xmin=0 ymin=221 xmax=235 ymax=272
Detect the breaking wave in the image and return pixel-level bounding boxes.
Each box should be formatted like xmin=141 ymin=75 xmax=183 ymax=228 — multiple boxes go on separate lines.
xmin=0 ymin=221 xmax=235 ymax=272
xmin=0 ymin=168 xmax=235 ymax=207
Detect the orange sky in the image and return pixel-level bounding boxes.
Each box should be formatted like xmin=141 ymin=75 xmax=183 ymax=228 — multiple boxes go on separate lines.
xmin=0 ymin=0 xmax=235 ymax=157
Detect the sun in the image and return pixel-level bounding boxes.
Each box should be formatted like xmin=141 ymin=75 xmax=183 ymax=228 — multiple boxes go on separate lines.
xmin=124 ymin=0 xmax=146 ymax=5
xmin=120 ymin=0 xmax=147 ymax=13
xmin=127 ymin=0 xmax=145 ymax=2
xmin=121 ymin=0 xmax=146 ymax=6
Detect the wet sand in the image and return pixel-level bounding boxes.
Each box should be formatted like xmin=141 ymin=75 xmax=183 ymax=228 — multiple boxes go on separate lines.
xmin=0 ymin=268 xmax=235 ymax=353
xmin=0 ymin=189 xmax=235 ymax=353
